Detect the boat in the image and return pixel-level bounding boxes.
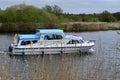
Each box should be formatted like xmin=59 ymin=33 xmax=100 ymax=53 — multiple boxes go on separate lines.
xmin=8 ymin=29 xmax=95 ymax=55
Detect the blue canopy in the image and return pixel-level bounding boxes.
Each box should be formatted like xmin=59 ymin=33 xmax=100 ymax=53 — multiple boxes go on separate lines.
xmin=65 ymin=35 xmax=83 ymax=40
xmin=19 ymin=34 xmax=40 ymax=40
xmin=36 ymin=29 xmax=64 ymax=34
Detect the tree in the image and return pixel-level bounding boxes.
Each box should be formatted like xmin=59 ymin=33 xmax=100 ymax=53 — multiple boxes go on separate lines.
xmin=0 ymin=4 xmax=58 ymax=23
xmin=42 ymin=5 xmax=53 ymax=13
xmin=2 ymin=8 xmax=17 ymax=22
xmin=113 ymin=12 xmax=120 ymax=21
xmin=52 ymin=5 xmax=63 ymax=14
xmin=0 ymin=9 xmax=3 ymax=22
xmin=101 ymin=10 xmax=117 ymax=22
xmin=42 ymin=5 xmax=63 ymax=14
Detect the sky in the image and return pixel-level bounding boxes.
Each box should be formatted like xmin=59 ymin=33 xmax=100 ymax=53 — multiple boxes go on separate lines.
xmin=0 ymin=0 xmax=120 ymax=14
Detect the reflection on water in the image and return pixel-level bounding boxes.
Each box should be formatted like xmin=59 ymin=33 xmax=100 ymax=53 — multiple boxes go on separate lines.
xmin=0 ymin=31 xmax=120 ymax=79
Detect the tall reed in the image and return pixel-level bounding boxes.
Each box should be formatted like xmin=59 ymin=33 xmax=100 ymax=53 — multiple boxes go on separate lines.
xmin=0 ymin=42 xmax=120 ymax=80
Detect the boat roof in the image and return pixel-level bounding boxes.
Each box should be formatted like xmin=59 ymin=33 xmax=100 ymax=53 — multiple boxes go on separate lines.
xmin=65 ymin=35 xmax=83 ymax=40
xmin=36 ymin=29 xmax=64 ymax=34
xmin=19 ymin=34 xmax=40 ymax=40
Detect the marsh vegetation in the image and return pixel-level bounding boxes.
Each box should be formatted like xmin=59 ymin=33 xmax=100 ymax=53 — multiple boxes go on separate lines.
xmin=0 ymin=4 xmax=120 ymax=33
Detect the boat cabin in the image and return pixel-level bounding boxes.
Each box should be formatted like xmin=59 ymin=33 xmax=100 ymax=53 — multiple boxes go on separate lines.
xmin=65 ymin=35 xmax=84 ymax=44
xmin=14 ymin=29 xmax=65 ymax=47
xmin=13 ymin=29 xmax=84 ymax=47
xmin=36 ymin=29 xmax=64 ymax=40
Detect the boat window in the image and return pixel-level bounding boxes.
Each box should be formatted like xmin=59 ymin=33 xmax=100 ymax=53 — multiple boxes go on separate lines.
xmin=21 ymin=41 xmax=26 ymax=45
xmin=56 ymin=35 xmax=63 ymax=39
xmin=67 ymin=40 xmax=79 ymax=44
xmin=21 ymin=41 xmax=30 ymax=45
xmin=79 ymin=39 xmax=84 ymax=43
xmin=33 ymin=40 xmax=38 ymax=43
xmin=44 ymin=35 xmax=49 ymax=40
xmin=26 ymin=41 xmax=31 ymax=45
xmin=44 ymin=34 xmax=63 ymax=40
xmin=21 ymin=40 xmax=37 ymax=45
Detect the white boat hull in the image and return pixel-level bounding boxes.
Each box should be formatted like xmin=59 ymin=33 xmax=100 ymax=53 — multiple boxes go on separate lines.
xmin=9 ymin=45 xmax=94 ymax=56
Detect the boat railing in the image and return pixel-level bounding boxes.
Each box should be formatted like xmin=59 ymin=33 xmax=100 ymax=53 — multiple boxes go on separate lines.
xmin=13 ymin=34 xmax=18 ymax=44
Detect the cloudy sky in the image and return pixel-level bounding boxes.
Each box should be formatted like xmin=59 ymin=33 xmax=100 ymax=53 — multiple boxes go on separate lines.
xmin=0 ymin=0 xmax=120 ymax=14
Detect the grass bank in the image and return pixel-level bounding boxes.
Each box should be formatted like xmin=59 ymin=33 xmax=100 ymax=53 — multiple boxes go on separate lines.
xmin=61 ymin=22 xmax=120 ymax=32
xmin=0 ymin=22 xmax=120 ymax=33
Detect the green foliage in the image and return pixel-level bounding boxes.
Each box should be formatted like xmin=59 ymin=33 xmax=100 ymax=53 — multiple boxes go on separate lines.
xmin=42 ymin=5 xmax=63 ymax=14
xmin=56 ymin=24 xmax=65 ymax=30
xmin=1 ymin=4 xmax=120 ymax=33
xmin=113 ymin=12 xmax=120 ymax=21
xmin=83 ymin=15 xmax=99 ymax=22
xmin=64 ymin=14 xmax=82 ymax=21
xmin=108 ymin=26 xmax=118 ymax=30
xmin=0 ymin=9 xmax=3 ymax=22
xmin=0 ymin=4 xmax=119 ymax=24
xmin=57 ymin=15 xmax=74 ymax=22
xmin=57 ymin=14 xmax=82 ymax=22
xmin=101 ymin=10 xmax=117 ymax=22
xmin=0 ymin=4 xmax=58 ymax=23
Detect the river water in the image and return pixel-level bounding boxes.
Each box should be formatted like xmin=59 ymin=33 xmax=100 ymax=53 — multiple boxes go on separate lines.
xmin=0 ymin=31 xmax=120 ymax=80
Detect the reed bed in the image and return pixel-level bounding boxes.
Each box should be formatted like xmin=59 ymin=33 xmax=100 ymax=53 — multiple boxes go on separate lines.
xmin=0 ymin=22 xmax=120 ymax=33
xmin=0 ymin=40 xmax=120 ymax=80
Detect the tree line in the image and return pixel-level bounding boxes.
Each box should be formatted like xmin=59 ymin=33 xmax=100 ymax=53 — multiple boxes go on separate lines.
xmin=0 ymin=4 xmax=120 ymax=33
xmin=0 ymin=4 xmax=58 ymax=23
xmin=0 ymin=4 xmax=120 ymax=23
